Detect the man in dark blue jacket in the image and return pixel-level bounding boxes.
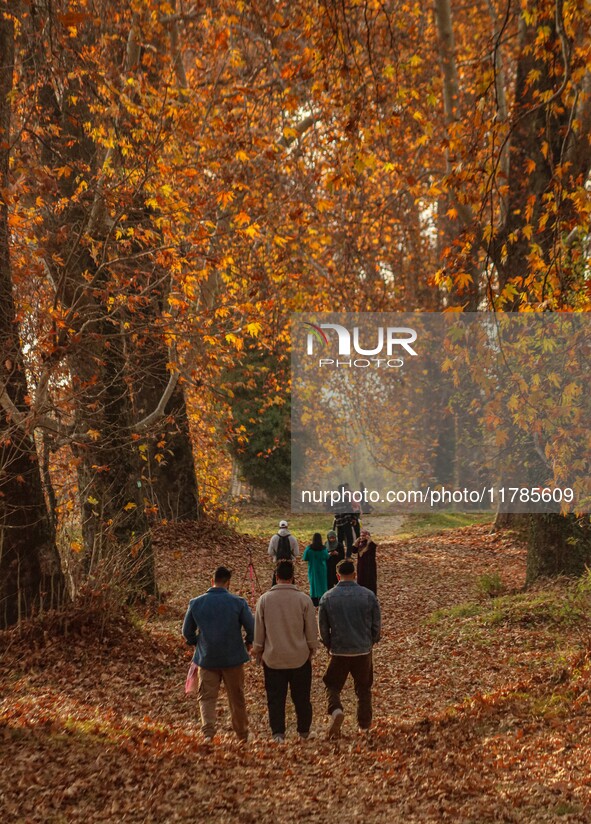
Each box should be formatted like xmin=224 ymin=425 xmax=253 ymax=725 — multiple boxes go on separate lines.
xmin=182 ymin=566 xmax=254 ymax=742
xmin=318 ymin=559 xmax=381 ymax=738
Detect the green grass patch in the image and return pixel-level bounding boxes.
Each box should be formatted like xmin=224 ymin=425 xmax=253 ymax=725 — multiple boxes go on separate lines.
xmin=554 ymin=802 xmax=583 ymax=817
xmin=429 ymin=585 xmax=591 ymax=629
xmin=59 ymin=715 xmax=131 ymax=744
xmin=477 ymin=571 xmax=505 ymax=597
xmin=235 ymin=506 xmax=492 ymax=541
xmin=429 ymin=602 xmax=485 ymax=623
xmin=233 ymin=509 xmax=333 ymax=541
xmin=395 ymin=511 xmax=491 ymax=539
xmin=485 ymin=591 xmax=588 ymax=628
xmin=530 ymin=691 xmax=572 ymax=720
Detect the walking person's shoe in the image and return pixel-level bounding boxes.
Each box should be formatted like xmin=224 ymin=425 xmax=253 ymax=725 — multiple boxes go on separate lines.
xmin=327 ymin=708 xmax=344 ymax=739
xmin=272 ymin=734 xmax=285 ymax=743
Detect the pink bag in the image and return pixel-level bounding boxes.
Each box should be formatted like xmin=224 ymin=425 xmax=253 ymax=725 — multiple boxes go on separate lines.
xmin=185 ymin=662 xmax=199 ymax=694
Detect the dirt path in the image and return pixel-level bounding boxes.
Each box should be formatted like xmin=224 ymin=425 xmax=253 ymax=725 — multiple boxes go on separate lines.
xmin=357 ymin=514 xmax=405 ymax=540
xmin=2 ymin=522 xmax=591 ymax=822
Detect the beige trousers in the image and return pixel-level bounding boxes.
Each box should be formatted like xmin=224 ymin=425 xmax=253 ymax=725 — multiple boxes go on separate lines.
xmin=197 ymin=665 xmax=248 ymax=740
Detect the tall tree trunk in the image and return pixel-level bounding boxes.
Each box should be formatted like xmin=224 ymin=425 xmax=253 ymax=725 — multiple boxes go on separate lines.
xmin=527 ymin=515 xmax=591 ymax=584
xmin=125 ymin=263 xmax=199 ymax=523
xmin=0 ymin=6 xmax=67 ymax=626
xmin=490 ymin=1 xmax=591 ymax=580
xmin=19 ymin=6 xmax=160 ymax=597
xmin=72 ymin=313 xmax=156 ymax=596
xmin=434 ymin=0 xmax=591 ymax=581
xmin=434 ymin=0 xmax=480 ymax=310
xmin=134 ymin=353 xmax=200 ymax=522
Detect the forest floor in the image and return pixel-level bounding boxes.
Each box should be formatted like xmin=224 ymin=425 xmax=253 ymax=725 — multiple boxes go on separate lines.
xmin=2 ymin=517 xmax=591 ymax=823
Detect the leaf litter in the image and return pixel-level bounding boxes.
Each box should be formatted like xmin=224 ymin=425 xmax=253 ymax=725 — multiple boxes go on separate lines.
xmin=2 ymin=520 xmax=591 ymax=822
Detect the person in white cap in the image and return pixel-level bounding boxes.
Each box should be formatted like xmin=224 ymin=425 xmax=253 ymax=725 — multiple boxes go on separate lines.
xmin=268 ymin=519 xmax=299 ymax=586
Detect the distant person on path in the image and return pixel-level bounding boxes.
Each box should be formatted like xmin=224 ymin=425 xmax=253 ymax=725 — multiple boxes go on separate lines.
xmin=325 ymin=530 xmax=345 ymax=589
xmin=318 ymin=559 xmax=381 ymax=738
xmin=302 ymin=532 xmax=330 ymax=606
xmin=351 ymin=496 xmax=362 ymax=541
xmin=268 ymin=519 xmax=299 ymax=586
xmin=253 ymin=560 xmax=318 ymax=742
xmin=182 ymin=566 xmax=254 ymax=743
xmin=359 ymin=481 xmax=373 ymax=515
xmin=332 ymin=484 xmax=355 ymax=557
xmin=352 ymin=528 xmax=378 ymax=595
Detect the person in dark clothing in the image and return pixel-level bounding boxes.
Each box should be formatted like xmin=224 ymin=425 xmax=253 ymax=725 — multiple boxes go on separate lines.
xmin=332 ymin=484 xmax=356 ymax=557
xmin=318 ymin=559 xmax=381 ymax=737
xmin=351 ymin=529 xmax=378 ymax=595
xmin=332 ymin=509 xmax=355 ymax=557
xmin=359 ymin=481 xmax=374 ymax=515
xmin=325 ymin=530 xmax=345 ymax=589
xmin=350 ymin=498 xmax=361 ymax=541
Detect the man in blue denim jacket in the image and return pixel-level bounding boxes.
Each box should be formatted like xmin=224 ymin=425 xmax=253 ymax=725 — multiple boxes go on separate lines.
xmin=318 ymin=559 xmax=381 ymax=737
xmin=182 ymin=566 xmax=254 ymax=742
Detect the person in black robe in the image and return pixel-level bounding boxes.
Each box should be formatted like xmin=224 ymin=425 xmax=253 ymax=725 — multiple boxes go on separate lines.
xmin=352 ymin=529 xmax=378 ymax=595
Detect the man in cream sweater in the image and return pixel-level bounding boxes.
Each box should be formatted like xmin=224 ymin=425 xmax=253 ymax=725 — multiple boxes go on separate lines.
xmin=253 ymin=560 xmax=318 ymax=742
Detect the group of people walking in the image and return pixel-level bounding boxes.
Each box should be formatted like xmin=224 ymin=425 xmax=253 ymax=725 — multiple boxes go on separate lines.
xmin=270 ymin=518 xmax=378 ymax=604
xmin=182 ymin=520 xmax=381 ymax=743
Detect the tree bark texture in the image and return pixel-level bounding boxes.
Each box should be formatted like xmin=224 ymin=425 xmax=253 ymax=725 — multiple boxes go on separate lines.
xmin=29 ymin=18 xmax=157 ymax=596
xmin=527 ymin=514 xmax=591 ymax=584
xmin=0 ymin=6 xmax=68 ymax=626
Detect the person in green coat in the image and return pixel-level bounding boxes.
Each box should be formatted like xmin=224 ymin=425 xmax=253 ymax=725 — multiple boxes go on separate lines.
xmin=302 ymin=532 xmax=330 ymax=606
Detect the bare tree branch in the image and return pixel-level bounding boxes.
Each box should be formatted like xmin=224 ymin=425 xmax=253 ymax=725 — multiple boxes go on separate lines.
xmin=0 ymin=383 xmax=65 ymax=438
xmin=132 ymin=367 xmax=181 ymax=432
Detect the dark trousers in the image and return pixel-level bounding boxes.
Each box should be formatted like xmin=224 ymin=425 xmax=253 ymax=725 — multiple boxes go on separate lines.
xmin=337 ymin=523 xmax=354 ymax=557
xmin=323 ymin=652 xmax=373 ymax=730
xmin=263 ymin=659 xmax=313 ymax=736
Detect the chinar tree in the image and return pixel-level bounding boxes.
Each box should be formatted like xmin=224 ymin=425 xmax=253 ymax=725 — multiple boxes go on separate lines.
xmin=0 ymin=4 xmax=68 ymax=627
